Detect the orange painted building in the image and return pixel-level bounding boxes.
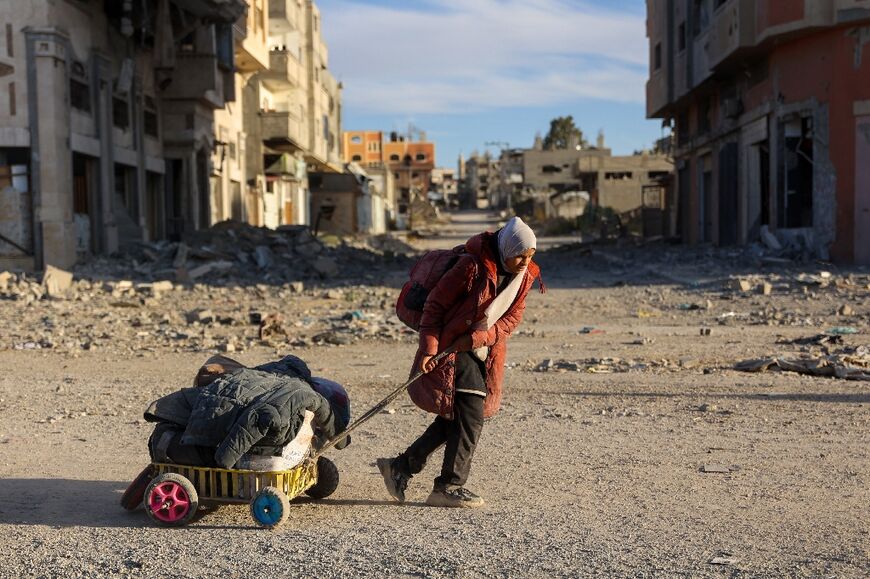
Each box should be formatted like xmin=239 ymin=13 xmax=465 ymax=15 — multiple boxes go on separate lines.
xmin=646 ymin=0 xmax=870 ymax=263
xmin=343 ymin=131 xmax=436 ymax=208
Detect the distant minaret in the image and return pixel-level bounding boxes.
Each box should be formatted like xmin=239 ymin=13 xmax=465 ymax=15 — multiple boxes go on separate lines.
xmin=597 ymin=129 xmax=605 ymax=149
xmin=533 ymin=132 xmax=543 ymax=151
xmin=457 ymin=153 xmax=466 ymax=181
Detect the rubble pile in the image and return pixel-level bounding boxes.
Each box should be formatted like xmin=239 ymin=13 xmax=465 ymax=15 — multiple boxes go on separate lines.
xmin=77 ymin=220 xmax=417 ymax=285
xmin=0 ymin=222 xmax=423 ymax=356
xmin=0 ymin=271 xmax=414 ymax=355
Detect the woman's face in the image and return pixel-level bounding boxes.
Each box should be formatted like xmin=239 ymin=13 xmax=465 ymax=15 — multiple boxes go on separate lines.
xmin=503 ymin=248 xmax=536 ymax=274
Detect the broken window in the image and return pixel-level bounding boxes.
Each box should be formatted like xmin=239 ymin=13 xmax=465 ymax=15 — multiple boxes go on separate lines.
xmin=415 ymin=153 xmax=426 ymax=161
xmin=352 ymin=154 xmax=362 ymax=162
xmin=778 ymin=117 xmax=814 ymax=228
xmin=112 ymin=97 xmax=129 ymax=129
xmin=654 ymin=42 xmax=662 ymax=70
xmin=541 ymin=165 xmax=562 ymax=174
xmin=605 ymin=172 xmax=633 ymax=180
xmin=389 ymin=154 xmax=400 ymax=162
xmin=648 ymin=171 xmax=670 ymax=180
xmin=678 ymin=22 xmax=686 ymax=52
xmin=70 ymin=61 xmax=90 ymax=112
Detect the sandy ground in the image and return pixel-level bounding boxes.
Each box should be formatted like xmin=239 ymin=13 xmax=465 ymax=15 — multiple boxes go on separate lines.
xmin=0 ymin=211 xmax=868 ymax=578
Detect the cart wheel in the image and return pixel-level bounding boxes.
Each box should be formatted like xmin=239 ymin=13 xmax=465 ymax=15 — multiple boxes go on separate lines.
xmin=144 ymin=473 xmax=198 ymax=526
xmin=305 ymin=456 xmax=339 ymax=499
xmin=250 ymin=487 xmax=290 ymax=529
xmin=120 ymin=465 xmax=157 ymax=511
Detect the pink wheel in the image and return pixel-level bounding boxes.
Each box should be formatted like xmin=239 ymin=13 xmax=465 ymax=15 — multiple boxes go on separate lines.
xmin=144 ymin=473 xmax=198 ymax=526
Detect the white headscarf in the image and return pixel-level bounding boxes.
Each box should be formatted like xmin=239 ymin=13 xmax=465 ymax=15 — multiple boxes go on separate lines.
xmin=497 ymin=216 xmax=537 ymax=269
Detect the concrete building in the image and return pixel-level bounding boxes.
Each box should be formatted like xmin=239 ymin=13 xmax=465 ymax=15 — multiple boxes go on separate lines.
xmin=462 ymin=152 xmax=499 ymax=209
xmin=244 ymin=0 xmax=343 ymax=230
xmin=212 ymin=0 xmax=270 ymax=228
xmin=0 ymin=0 xmax=246 ymax=271
xmin=342 ymin=129 xmax=436 ymax=216
xmin=521 ymin=140 xmax=672 ymax=214
xmin=430 ymin=167 xmax=458 ymax=207
xmin=309 ymin=163 xmax=386 ymax=236
xmin=646 ymin=0 xmax=870 ymax=262
xmin=0 ymin=0 xmax=342 ymax=272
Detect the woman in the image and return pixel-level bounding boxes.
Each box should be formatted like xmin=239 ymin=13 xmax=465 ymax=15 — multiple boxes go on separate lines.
xmin=378 ymin=216 xmax=544 ymax=508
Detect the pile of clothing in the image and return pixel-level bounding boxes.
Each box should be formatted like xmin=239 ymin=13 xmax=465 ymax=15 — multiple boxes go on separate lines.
xmin=144 ymin=354 xmax=351 ymax=470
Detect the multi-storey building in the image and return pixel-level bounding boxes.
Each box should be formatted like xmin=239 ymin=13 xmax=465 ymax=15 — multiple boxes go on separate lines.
xmin=342 ymin=130 xmax=435 ymax=214
xmin=211 ymin=0 xmax=270 ymax=227
xmin=646 ymin=0 xmax=870 ymax=262
xmin=0 ymin=0 xmax=245 ymax=271
xmin=462 ymin=152 xmax=499 ymax=209
xmin=0 ymin=0 xmax=343 ymax=272
xmin=245 ymin=0 xmax=343 ymax=229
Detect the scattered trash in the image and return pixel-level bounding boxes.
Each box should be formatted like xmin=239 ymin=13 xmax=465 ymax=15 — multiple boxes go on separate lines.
xmin=708 ymin=554 xmax=738 ymax=566
xmin=700 ymin=464 xmax=731 ymax=474
xmin=636 ymin=308 xmax=661 ymax=318
xmin=677 ymin=303 xmax=701 ymax=310
xmin=579 ymin=326 xmax=605 ymax=335
xmin=827 ymin=326 xmax=858 ymax=335
xmin=700 ymin=328 xmax=712 ymax=336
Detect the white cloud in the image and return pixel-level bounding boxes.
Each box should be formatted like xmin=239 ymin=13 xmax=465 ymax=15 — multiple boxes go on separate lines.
xmin=320 ymin=0 xmax=648 ymax=114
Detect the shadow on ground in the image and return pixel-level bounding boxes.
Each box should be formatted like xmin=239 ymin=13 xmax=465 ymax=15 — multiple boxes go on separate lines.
xmin=0 ymin=479 xmax=148 ymax=528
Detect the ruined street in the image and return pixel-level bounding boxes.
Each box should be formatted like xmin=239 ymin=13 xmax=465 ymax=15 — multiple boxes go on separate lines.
xmin=0 ymin=211 xmax=868 ymax=578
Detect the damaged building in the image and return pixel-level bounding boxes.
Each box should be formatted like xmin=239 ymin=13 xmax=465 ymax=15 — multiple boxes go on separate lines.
xmin=646 ymin=0 xmax=870 ymax=263
xmin=0 ymin=0 xmax=343 ymax=272
xmin=0 ymin=0 xmax=247 ymax=271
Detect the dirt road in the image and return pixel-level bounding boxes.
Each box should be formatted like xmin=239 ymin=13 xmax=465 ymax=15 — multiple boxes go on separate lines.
xmin=0 ymin=211 xmax=867 ymax=577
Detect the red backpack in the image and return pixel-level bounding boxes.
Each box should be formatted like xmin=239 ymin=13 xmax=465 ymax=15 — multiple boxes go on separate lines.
xmin=396 ymin=244 xmax=471 ymax=331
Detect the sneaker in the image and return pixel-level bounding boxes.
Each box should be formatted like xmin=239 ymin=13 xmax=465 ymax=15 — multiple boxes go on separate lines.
xmin=425 ymin=487 xmax=485 ymax=508
xmin=376 ymin=457 xmax=409 ymax=503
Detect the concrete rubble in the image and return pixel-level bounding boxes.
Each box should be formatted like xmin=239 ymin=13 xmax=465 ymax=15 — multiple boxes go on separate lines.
xmin=0 ymin=220 xmax=418 ymax=355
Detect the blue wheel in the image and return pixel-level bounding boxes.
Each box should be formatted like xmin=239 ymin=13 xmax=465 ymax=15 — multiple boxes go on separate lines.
xmin=250 ymin=486 xmax=290 ymax=529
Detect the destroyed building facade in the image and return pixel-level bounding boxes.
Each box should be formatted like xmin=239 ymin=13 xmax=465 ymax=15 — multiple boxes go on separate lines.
xmin=646 ymin=0 xmax=870 ymax=263
xmin=0 ymin=0 xmax=343 ymax=272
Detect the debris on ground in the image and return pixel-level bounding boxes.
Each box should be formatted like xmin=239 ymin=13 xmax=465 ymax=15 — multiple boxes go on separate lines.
xmin=734 ymin=346 xmax=870 ymax=381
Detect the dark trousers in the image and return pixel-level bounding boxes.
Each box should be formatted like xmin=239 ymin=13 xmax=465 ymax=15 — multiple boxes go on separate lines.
xmin=396 ymin=393 xmax=485 ymax=489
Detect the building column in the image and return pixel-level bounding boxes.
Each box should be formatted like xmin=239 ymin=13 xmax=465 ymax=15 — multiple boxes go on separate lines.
xmin=93 ymin=53 xmax=119 ymax=254
xmin=25 ymin=28 xmax=76 ymax=269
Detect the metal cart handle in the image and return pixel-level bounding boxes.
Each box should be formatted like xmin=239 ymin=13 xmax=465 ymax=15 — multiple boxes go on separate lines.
xmin=313 ymin=347 xmax=456 ymax=459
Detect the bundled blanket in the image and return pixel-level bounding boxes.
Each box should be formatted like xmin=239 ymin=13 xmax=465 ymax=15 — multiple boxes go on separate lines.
xmin=145 ymin=355 xmax=350 ymax=469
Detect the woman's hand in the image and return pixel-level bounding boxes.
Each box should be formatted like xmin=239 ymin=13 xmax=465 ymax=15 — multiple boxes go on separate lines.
xmin=420 ymin=355 xmax=437 ymax=373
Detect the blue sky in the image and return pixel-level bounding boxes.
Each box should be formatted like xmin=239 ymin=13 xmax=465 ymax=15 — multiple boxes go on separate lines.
xmin=317 ymin=0 xmax=665 ymax=167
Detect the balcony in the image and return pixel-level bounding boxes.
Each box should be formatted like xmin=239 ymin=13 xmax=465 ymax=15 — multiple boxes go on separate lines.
xmin=706 ymin=0 xmax=757 ymax=70
xmin=262 ymin=50 xmax=302 ymax=90
xmin=161 ymin=53 xmax=228 ymax=109
xmin=646 ymin=68 xmax=669 ymax=119
xmin=270 ymin=0 xmax=302 ymax=32
xmin=260 ymin=110 xmax=304 ymax=151
xmin=234 ymin=11 xmax=269 ymax=73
